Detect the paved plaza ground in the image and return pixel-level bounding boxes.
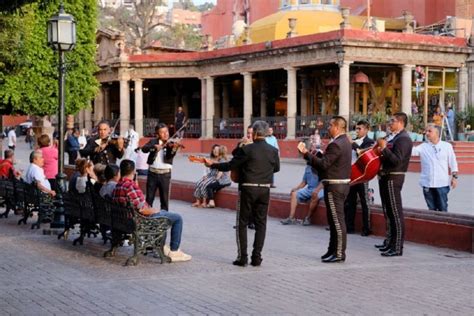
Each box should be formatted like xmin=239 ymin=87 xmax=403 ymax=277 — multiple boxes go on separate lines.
xmin=0 ymin=200 xmax=473 ymax=315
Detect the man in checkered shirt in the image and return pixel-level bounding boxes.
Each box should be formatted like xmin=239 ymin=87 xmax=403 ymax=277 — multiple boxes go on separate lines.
xmin=112 ymin=159 xmax=191 ymax=262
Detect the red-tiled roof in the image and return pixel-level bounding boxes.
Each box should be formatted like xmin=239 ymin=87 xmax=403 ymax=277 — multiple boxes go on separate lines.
xmin=127 ymin=29 xmax=468 ymax=64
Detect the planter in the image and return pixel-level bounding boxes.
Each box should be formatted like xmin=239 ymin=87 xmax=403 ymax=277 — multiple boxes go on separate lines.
xmin=409 ymin=132 xmax=417 ymax=142
xmin=367 ymin=131 xmax=375 ymax=140
xmin=374 ymin=131 xmax=386 ymax=139
xmin=416 ymin=133 xmax=424 ymax=142
xmin=457 ymin=133 xmax=466 ymax=141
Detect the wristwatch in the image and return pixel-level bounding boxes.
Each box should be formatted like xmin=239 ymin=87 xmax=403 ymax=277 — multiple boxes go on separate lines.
xmin=452 ymin=173 xmax=458 ymax=179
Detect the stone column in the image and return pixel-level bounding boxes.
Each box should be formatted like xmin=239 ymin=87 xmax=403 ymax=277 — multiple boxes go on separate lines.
xmin=468 ymin=56 xmax=474 ymax=108
xmin=77 ymin=109 xmax=84 ymax=129
xmin=94 ymin=87 xmax=104 ymax=123
xmin=338 ymin=61 xmax=352 ymax=121
xmin=222 ymin=81 xmax=230 ymax=119
xmin=242 ymin=72 xmax=253 ymax=133
xmin=200 ymin=78 xmax=207 ymax=138
xmin=134 ymin=79 xmax=144 ymax=137
xmin=84 ymin=108 xmax=92 ymax=132
xmin=205 ymin=76 xmax=215 ymax=138
xmin=119 ymin=78 xmax=130 ymax=135
xmin=286 ymin=66 xmax=297 ymax=139
xmin=458 ymin=64 xmax=468 ymax=112
xmin=401 ymin=64 xmax=414 ymax=115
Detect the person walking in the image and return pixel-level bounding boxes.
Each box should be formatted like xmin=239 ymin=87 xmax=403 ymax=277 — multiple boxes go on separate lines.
xmin=66 ymin=128 xmax=81 ymax=165
xmin=375 ymin=112 xmax=413 ymax=257
xmin=412 ymin=124 xmax=458 ymax=212
xmin=298 ymin=116 xmax=352 ymax=263
xmin=265 ymin=126 xmax=279 ymax=188
xmin=7 ymin=127 xmax=16 ymax=151
xmin=205 ymin=121 xmax=280 ymax=267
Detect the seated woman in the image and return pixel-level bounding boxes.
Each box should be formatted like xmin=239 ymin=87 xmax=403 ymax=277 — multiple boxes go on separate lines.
xmin=68 ymin=158 xmax=96 ymax=194
xmin=99 ymin=164 xmax=120 ymax=199
xmin=206 ymin=145 xmax=231 ymax=208
xmin=191 ymin=144 xmax=220 ymax=208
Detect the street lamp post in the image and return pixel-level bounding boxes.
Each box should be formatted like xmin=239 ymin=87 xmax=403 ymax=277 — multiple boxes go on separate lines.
xmin=47 ymin=3 xmax=76 ymax=229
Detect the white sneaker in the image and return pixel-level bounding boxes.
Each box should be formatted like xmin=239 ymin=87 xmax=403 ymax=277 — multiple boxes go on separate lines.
xmin=163 ymin=245 xmax=170 ymax=256
xmin=168 ymin=249 xmax=192 ymax=262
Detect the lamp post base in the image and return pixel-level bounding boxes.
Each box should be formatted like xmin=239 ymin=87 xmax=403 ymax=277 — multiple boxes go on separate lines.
xmin=49 ymin=172 xmax=67 ymax=229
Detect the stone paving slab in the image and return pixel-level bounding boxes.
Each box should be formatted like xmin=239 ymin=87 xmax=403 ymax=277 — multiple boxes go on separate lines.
xmin=0 ymin=200 xmax=473 ymax=315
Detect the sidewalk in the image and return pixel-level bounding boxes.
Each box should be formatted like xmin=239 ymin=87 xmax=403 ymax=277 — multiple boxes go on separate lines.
xmin=0 ymin=200 xmax=473 ymax=315
xmin=7 ymin=137 xmax=473 ymax=216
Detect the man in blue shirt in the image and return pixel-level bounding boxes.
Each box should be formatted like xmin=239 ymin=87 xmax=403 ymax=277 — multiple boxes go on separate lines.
xmin=281 ymin=164 xmax=324 ymax=226
xmin=265 ymin=126 xmax=279 ymax=188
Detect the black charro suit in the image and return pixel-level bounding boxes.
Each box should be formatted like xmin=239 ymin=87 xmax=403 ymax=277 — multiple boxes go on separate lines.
xmin=304 ymin=134 xmax=352 ymax=260
xmin=378 ymin=129 xmax=413 ymax=255
xmin=212 ymin=139 xmax=280 ymax=265
xmin=141 ymin=138 xmax=178 ymax=211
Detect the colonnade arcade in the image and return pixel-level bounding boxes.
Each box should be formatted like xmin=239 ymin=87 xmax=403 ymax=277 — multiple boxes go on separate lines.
xmin=84 ymin=30 xmax=471 ymax=139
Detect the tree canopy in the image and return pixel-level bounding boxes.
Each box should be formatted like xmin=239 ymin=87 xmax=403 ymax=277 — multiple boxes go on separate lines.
xmin=0 ymin=0 xmax=98 ymax=116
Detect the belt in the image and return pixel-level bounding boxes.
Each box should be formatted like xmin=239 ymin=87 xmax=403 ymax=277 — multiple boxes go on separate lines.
xmin=149 ymin=167 xmax=171 ymax=174
xmin=322 ymin=179 xmax=350 ymax=184
xmin=378 ymin=171 xmax=405 ymax=176
xmin=241 ymin=183 xmax=272 ymax=188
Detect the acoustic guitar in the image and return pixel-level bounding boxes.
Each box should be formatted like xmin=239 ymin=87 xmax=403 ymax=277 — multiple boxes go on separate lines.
xmin=188 ymin=155 xmax=239 ymax=183
xmin=350 ymin=146 xmax=383 ymax=185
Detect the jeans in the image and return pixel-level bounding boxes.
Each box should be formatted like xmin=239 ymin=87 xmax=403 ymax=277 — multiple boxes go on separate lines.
xmin=150 ymin=210 xmax=183 ymax=251
xmin=423 ymin=186 xmax=450 ymax=212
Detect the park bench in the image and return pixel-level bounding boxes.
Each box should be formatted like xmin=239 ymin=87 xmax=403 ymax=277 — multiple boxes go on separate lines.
xmin=61 ymin=188 xmax=172 ymax=266
xmin=0 ymin=178 xmax=56 ymax=229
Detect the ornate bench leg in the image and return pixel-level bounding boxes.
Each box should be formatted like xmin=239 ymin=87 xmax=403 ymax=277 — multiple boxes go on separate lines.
xmin=125 ymin=233 xmax=139 ymax=266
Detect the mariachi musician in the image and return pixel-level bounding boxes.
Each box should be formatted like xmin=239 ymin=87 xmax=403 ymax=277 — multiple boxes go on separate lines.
xmin=80 ymin=120 xmax=124 ymax=165
xmin=375 ymin=112 xmax=413 ymax=257
xmin=140 ymin=123 xmax=181 ymax=211
xmin=344 ymin=120 xmax=375 ymax=236
xmin=298 ymin=116 xmax=352 ymax=263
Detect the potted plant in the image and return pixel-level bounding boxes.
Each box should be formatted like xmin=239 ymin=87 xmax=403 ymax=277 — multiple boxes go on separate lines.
xmin=408 ymin=114 xmax=422 ymax=141
xmin=369 ymin=111 xmax=388 ymax=139
xmin=455 ymin=107 xmax=473 ymax=141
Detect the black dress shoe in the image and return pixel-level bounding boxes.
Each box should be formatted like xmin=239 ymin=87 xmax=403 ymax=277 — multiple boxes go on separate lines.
xmin=320 ymin=251 xmax=334 ymax=260
xmin=232 ymin=258 xmax=248 ymax=266
xmin=361 ymin=230 xmax=373 ymax=236
xmin=378 ymin=245 xmax=391 ymax=252
xmin=322 ymin=254 xmax=345 ymax=263
xmin=248 ymin=223 xmax=255 ymax=230
xmin=381 ymin=249 xmax=402 ymax=257
xmin=250 ymin=257 xmax=262 ymax=267
xmin=374 ymin=243 xmax=387 ymax=248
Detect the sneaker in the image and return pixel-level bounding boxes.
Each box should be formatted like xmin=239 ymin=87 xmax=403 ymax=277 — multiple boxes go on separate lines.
xmin=302 ymin=217 xmax=311 ymax=226
xmin=168 ymin=249 xmax=192 ymax=262
xmin=280 ymin=217 xmax=296 ymax=225
xmin=163 ymin=245 xmax=170 ymax=256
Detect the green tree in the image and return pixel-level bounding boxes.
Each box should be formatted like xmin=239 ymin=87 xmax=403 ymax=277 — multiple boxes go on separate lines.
xmin=155 ymin=23 xmax=202 ymax=50
xmin=0 ymin=0 xmax=98 ymax=116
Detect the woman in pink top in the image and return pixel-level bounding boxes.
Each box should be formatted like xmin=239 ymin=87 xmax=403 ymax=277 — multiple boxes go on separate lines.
xmin=38 ymin=134 xmax=59 ymax=190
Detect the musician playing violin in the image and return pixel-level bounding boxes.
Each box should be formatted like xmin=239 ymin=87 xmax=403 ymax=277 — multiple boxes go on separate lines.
xmin=80 ymin=120 xmax=125 ymax=165
xmin=141 ymin=123 xmax=181 ymax=211
xmin=344 ymin=120 xmax=375 ymax=237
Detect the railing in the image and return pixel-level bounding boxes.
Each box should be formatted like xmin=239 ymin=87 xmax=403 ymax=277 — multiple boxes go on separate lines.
xmin=184 ymin=118 xmax=201 ymax=138
xmin=143 ymin=118 xmax=160 ymax=137
xmin=252 ymin=116 xmax=287 ymax=139
xmin=214 ymin=117 xmax=244 ymax=139
xmin=296 ymin=115 xmax=332 ymax=139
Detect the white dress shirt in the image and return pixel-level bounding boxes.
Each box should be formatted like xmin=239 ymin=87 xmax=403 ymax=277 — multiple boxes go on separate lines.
xmin=412 ymin=140 xmax=458 ymax=188
xmin=151 ymin=140 xmax=173 ymax=170
xmin=24 ymin=163 xmax=51 ymax=190
xmin=8 ymin=129 xmax=16 ymax=147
